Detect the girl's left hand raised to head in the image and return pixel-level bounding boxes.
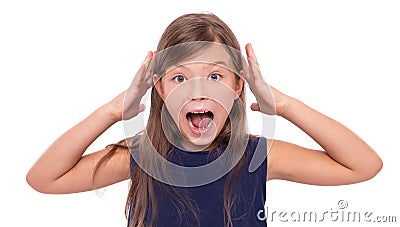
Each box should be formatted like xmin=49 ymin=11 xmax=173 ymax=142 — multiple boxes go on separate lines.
xmin=244 ymin=43 xmax=382 ymax=186
xmin=244 ymin=43 xmax=292 ymax=117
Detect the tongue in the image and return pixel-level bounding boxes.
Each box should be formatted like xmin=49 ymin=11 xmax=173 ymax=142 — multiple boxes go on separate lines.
xmin=190 ymin=113 xmax=212 ymax=128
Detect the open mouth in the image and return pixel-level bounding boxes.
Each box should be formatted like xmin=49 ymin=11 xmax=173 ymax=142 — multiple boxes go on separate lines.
xmin=186 ymin=111 xmax=214 ymax=136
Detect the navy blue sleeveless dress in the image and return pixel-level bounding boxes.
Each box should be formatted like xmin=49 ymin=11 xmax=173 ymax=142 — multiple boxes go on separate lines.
xmin=128 ymin=136 xmax=267 ymax=227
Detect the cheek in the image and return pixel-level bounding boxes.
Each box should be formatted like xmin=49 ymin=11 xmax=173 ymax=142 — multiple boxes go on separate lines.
xmin=216 ymin=106 xmax=229 ymax=123
xmin=162 ymin=84 xmax=192 ymax=124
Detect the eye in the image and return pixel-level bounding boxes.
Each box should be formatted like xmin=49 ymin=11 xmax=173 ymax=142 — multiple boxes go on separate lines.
xmin=208 ymin=73 xmax=221 ymax=81
xmin=172 ymin=74 xmax=186 ymax=83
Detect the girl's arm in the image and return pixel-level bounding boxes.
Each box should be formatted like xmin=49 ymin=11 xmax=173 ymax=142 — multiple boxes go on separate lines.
xmin=26 ymin=52 xmax=154 ymax=194
xmin=26 ymin=105 xmax=128 ymax=194
xmin=245 ymin=44 xmax=382 ymax=185
xmin=267 ymin=97 xmax=383 ymax=185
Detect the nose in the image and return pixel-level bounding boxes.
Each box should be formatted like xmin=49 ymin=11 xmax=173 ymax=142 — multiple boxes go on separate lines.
xmin=189 ymin=78 xmax=209 ymax=100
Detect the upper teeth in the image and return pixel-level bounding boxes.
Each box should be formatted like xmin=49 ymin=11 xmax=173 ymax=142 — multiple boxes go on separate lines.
xmin=191 ymin=111 xmax=208 ymax=114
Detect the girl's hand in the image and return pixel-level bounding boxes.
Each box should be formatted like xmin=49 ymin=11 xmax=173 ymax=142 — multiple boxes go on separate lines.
xmin=25 ymin=52 xmax=155 ymax=193
xmin=244 ymin=43 xmax=292 ymax=117
xmin=104 ymin=51 xmax=154 ymax=122
xmin=245 ymin=44 xmax=382 ymax=186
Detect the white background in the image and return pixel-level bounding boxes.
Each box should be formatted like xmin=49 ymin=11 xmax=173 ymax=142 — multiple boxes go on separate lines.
xmin=1 ymin=0 xmax=399 ymax=226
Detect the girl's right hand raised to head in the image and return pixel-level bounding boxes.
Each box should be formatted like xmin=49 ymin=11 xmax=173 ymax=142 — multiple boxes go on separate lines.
xmin=26 ymin=53 xmax=155 ymax=194
xmin=104 ymin=51 xmax=154 ymax=122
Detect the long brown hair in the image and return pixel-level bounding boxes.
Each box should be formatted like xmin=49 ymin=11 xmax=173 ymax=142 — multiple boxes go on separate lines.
xmin=97 ymin=13 xmax=249 ymax=227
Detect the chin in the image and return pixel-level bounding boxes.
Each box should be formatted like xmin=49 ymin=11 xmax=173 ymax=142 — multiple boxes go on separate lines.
xmin=180 ymin=120 xmax=220 ymax=151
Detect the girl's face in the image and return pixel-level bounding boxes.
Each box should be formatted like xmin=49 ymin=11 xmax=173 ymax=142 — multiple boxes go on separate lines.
xmin=155 ymin=49 xmax=243 ymax=151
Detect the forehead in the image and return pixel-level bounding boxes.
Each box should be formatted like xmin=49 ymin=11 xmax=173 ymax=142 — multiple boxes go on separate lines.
xmin=164 ymin=44 xmax=238 ymax=75
xmin=184 ymin=44 xmax=233 ymax=64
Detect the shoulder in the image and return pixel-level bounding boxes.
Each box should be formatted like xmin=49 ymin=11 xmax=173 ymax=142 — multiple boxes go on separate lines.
xmin=104 ymin=135 xmax=141 ymax=176
xmin=244 ymin=135 xmax=268 ymax=173
xmin=246 ymin=135 xmax=268 ymax=157
xmin=247 ymin=135 xmax=267 ymax=148
xmin=121 ymin=135 xmax=142 ymax=175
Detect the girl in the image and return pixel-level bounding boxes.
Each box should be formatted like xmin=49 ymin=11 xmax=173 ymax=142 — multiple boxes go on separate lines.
xmin=26 ymin=13 xmax=382 ymax=227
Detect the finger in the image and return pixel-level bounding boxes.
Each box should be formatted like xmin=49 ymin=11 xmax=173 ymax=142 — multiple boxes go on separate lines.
xmin=250 ymin=103 xmax=261 ymax=112
xmin=245 ymin=43 xmax=259 ymax=66
xmin=143 ymin=52 xmax=156 ymax=86
xmin=240 ymin=57 xmax=251 ymax=81
xmin=138 ymin=103 xmax=146 ymax=113
xmin=131 ymin=64 xmax=147 ymax=87
xmin=132 ymin=51 xmax=154 ymax=85
xmin=142 ymin=51 xmax=153 ymax=66
xmin=245 ymin=44 xmax=264 ymax=84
